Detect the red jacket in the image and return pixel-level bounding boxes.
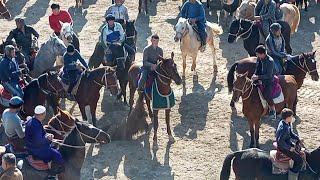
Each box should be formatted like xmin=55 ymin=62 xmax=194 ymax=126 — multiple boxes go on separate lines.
xmin=49 ymin=10 xmax=73 ymax=33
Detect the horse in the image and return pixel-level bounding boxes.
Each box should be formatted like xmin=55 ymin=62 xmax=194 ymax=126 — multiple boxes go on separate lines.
xmin=228 ymin=19 xmax=292 ymax=56
xmin=59 ymin=66 xmax=120 ymax=127
xmin=127 ymin=52 xmax=182 ymax=144
xmin=0 ymin=71 xmax=64 ymax=117
xmin=220 ymin=146 xmax=320 ymax=180
xmin=174 ymin=17 xmax=223 ymax=78
xmin=296 ymin=0 xmax=308 ymax=11
xmin=88 ymin=20 xmax=137 ymax=69
xmin=236 ymin=2 xmax=300 ymax=34
xmin=232 ymin=72 xmax=298 ymax=148
xmin=181 ymin=0 xmax=211 ymax=8
xmin=227 ymin=52 xmax=319 ymax=113
xmin=60 ymin=22 xmax=80 ymax=52
xmin=31 ymin=35 xmax=67 ymax=78
xmin=21 ymin=109 xmax=111 ymax=180
xmin=0 ymin=0 xmax=10 ymax=20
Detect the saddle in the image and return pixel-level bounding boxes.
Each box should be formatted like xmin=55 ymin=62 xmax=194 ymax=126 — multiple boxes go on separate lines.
xmin=136 ymin=68 xmax=155 ymax=95
xmin=59 ymin=70 xmax=83 ymax=97
xmin=257 ymin=75 xmax=284 ymax=109
xmin=191 ymin=24 xmax=201 ymax=42
xmin=0 ymin=80 xmax=26 ymax=106
xmin=26 ymin=155 xmax=50 ymax=171
xmin=270 ymin=142 xmax=306 ymax=174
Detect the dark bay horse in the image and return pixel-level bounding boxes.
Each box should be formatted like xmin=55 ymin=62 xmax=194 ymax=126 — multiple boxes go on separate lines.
xmin=127 ymin=52 xmax=182 ymax=144
xmin=60 ymin=67 xmax=119 ymax=127
xmin=228 ymin=19 xmax=292 ymax=56
xmin=0 ymin=0 xmax=10 ymax=19
xmin=0 ymin=71 xmax=64 ymax=117
xmin=220 ymin=147 xmax=320 ymax=180
xmin=21 ymin=109 xmax=111 ymax=180
xmin=227 ymin=52 xmax=319 ymax=112
xmin=232 ymin=72 xmax=298 ymax=148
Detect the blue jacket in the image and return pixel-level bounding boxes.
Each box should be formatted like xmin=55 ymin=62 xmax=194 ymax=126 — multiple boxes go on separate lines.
xmin=101 ymin=22 xmax=125 ymax=48
xmin=25 ymin=117 xmax=52 ymax=158
xmin=0 ymin=56 xmax=21 ymax=83
xmin=180 ymin=0 xmax=206 ymax=24
xmin=276 ymin=120 xmax=300 ymax=151
xmin=266 ymin=33 xmax=286 ymax=59
xmin=63 ymin=50 xmax=88 ymax=72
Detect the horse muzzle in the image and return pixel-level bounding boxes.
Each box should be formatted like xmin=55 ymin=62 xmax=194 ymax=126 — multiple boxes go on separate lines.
xmin=228 ymin=35 xmax=236 ymax=43
xmin=174 ymin=35 xmax=180 ymax=42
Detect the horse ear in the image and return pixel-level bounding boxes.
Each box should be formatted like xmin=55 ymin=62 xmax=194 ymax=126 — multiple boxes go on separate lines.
xmin=244 ymin=71 xmax=249 ymax=77
xmin=171 ymin=52 xmax=174 ymax=59
xmin=313 ymin=51 xmax=316 ymax=56
xmin=158 ymin=55 xmax=165 ymax=62
xmin=59 ymin=21 xmax=64 ymax=27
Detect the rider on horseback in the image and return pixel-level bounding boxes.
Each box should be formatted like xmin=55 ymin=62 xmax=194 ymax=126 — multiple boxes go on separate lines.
xmin=252 ymin=45 xmax=276 ymax=119
xmin=1 ymin=97 xmax=25 ymax=152
xmin=49 ymin=3 xmax=73 ymax=37
xmin=63 ymin=44 xmax=88 ymax=101
xmin=266 ymin=23 xmax=292 ymax=74
xmin=105 ymin=0 xmax=129 ymax=26
xmin=137 ymin=34 xmax=163 ymax=92
xmin=276 ymin=108 xmax=303 ymax=180
xmin=0 ymin=45 xmax=24 ymax=98
xmin=254 ymin=0 xmax=277 ymax=38
xmin=101 ymin=14 xmax=135 ymax=66
xmin=6 ymin=17 xmax=39 ymax=65
xmin=180 ymin=0 xmax=207 ymax=52
xmin=25 ymin=105 xmax=65 ymax=179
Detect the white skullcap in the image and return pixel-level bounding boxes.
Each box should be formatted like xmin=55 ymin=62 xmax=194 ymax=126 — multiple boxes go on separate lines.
xmin=34 ymin=105 xmax=46 ymax=114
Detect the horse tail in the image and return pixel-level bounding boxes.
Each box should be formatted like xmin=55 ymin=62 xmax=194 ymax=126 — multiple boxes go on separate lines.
xmin=227 ymin=62 xmax=238 ymax=94
xmin=207 ymin=22 xmax=223 ymax=36
xmin=291 ymin=4 xmax=300 ymax=34
xmin=220 ymin=150 xmax=243 ymax=180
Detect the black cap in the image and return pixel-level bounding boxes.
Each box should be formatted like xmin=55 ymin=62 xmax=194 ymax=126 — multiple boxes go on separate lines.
xmin=151 ymin=34 xmax=159 ymax=39
xmin=51 ymin=3 xmax=60 ymax=9
xmin=67 ymin=45 xmax=75 ymax=53
xmin=255 ymin=45 xmax=266 ymax=54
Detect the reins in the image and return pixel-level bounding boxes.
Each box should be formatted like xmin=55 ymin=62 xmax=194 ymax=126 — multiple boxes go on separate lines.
xmin=229 ymin=19 xmax=254 ymax=41
xmin=289 ymin=55 xmax=317 ymax=75
xmin=233 ymin=77 xmax=254 ymax=101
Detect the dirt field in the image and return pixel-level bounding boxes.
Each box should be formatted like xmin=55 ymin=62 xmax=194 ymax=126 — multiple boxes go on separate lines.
xmin=1 ymin=0 xmax=320 ymax=179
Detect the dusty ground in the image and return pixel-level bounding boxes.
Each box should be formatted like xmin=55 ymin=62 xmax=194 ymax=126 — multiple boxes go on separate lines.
xmin=1 ymin=0 xmax=320 ymax=179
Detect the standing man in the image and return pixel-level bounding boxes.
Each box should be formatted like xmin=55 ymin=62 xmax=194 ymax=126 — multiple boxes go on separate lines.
xmin=6 ymin=17 xmax=39 ymax=62
xmin=254 ymin=0 xmax=277 ymax=38
xmin=0 ymin=153 xmax=23 ymax=180
xmin=49 ymin=3 xmax=73 ymax=37
xmin=137 ymin=34 xmax=163 ymax=92
xmin=105 ymin=0 xmax=129 ymax=25
xmin=180 ymin=0 xmax=207 ymax=52
xmin=1 ymin=97 xmax=25 ymax=152
xmin=0 ymin=45 xmax=23 ymax=98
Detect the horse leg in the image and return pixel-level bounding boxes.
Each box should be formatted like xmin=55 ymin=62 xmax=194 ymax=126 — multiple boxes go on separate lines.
xmin=248 ymin=119 xmax=255 ymax=148
xmin=165 ymin=109 xmax=175 ymax=143
xmin=153 ymin=110 xmax=159 ymax=144
xmin=182 ymin=54 xmax=187 ymax=79
xmin=128 ymin=82 xmax=135 ymax=113
xmin=79 ymin=104 xmax=88 ymax=122
xmin=191 ymin=55 xmax=197 ymax=74
xmin=122 ymin=81 xmax=128 ymax=105
xmin=138 ymin=0 xmax=142 ymax=13
xmin=293 ymin=96 xmax=298 ymax=115
xmin=304 ymin=0 xmax=308 ymax=11
xmin=145 ymin=0 xmax=148 ymax=14
xmin=90 ymin=102 xmax=98 ymax=127
xmin=254 ymin=122 xmax=261 ymax=148
xmin=146 ymin=97 xmax=153 ymax=118
xmin=208 ymin=38 xmax=218 ymax=72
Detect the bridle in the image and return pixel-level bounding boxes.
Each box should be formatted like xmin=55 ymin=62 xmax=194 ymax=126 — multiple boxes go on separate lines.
xmin=61 ymin=26 xmax=73 ymax=42
xmin=92 ymin=69 xmax=119 ymax=91
xmin=175 ymin=22 xmax=189 ymax=40
xmin=38 ymin=74 xmax=65 ymax=96
xmin=289 ymin=55 xmax=317 ymax=75
xmin=47 ymin=115 xmax=107 ymax=149
xmin=229 ymin=19 xmax=254 ymax=41
xmin=0 ymin=5 xmax=9 ymax=17
xmin=155 ymin=61 xmax=173 ymax=86
xmin=233 ymin=76 xmax=254 ymax=101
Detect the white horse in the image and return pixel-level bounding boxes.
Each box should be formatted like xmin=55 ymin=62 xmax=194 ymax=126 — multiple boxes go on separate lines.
xmin=60 ymin=21 xmax=80 ymax=51
xmin=31 ymin=35 xmax=66 ymax=77
xmin=174 ymin=17 xmax=222 ymax=77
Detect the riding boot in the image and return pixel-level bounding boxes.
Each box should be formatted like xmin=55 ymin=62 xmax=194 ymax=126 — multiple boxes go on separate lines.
xmin=199 ymin=40 xmax=206 ymax=53
xmin=67 ymin=82 xmax=76 ymax=101
xmin=288 ymin=170 xmax=299 ymax=180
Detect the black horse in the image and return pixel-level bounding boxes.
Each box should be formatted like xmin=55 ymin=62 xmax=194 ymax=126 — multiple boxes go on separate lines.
xmin=220 ymin=147 xmax=320 ymax=180
xmin=228 ymin=19 xmax=292 ymax=56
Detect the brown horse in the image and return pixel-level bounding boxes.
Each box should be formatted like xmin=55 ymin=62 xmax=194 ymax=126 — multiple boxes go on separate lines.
xmin=60 ymin=66 xmax=119 ymax=127
xmin=21 ymin=109 xmax=111 ymax=180
xmin=227 ymin=52 xmax=319 ymax=113
xmin=0 ymin=0 xmax=10 ymax=19
xmin=232 ymin=72 xmax=298 ymax=148
xmin=127 ymin=52 xmax=182 ymax=144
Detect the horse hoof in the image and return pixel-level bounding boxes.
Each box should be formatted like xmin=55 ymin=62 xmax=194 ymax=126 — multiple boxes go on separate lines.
xmin=169 ymin=136 xmax=175 ymax=143
xmin=153 ymin=141 xmax=159 ymax=150
xmin=213 ymin=65 xmax=218 ymax=72
xmin=231 ymin=107 xmax=237 ymax=115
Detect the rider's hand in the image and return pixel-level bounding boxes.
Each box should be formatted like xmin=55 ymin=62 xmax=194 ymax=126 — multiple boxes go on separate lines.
xmin=151 ymin=64 xmax=157 ymax=71
xmin=254 ymin=16 xmax=261 ymax=21
xmin=190 ymin=18 xmax=197 ymax=24
xmin=290 ymin=147 xmax=295 ymax=152
xmin=46 ymin=133 xmax=54 ymax=141
xmin=252 ymin=74 xmax=258 ymax=81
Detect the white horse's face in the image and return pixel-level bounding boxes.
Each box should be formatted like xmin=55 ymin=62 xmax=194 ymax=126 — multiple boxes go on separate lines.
xmin=61 ymin=22 xmax=74 ymax=42
xmin=174 ymin=19 xmax=188 ymax=42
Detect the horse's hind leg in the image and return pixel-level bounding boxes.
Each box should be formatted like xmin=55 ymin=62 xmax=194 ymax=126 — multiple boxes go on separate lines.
xmin=165 ymin=109 xmax=175 ymax=143
xmin=128 ymin=81 xmax=135 ymax=113
xmin=248 ymin=119 xmax=255 ymax=148
xmin=191 ymin=55 xmax=197 ymax=74
xmin=153 ymin=110 xmax=159 ymax=144
xmin=146 ymin=98 xmax=153 ymax=118
xmin=145 ymin=0 xmax=148 ymax=14
xmin=304 ymin=0 xmax=308 ymax=11
xmin=254 ymin=122 xmax=261 ymax=148
xmin=208 ymin=38 xmax=218 ymax=72
xmin=138 ymin=0 xmax=142 ymax=13
xmin=182 ymin=54 xmax=187 ymax=79
xmin=79 ymin=104 xmax=88 ymax=122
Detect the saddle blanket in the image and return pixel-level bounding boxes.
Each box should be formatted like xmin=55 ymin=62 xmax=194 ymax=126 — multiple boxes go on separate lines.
xmin=152 ymin=79 xmax=175 ymax=110
xmin=0 ymin=81 xmax=26 ymax=106
xmin=136 ymin=68 xmax=155 ymax=94
xmin=26 ymin=155 xmax=50 ymax=171
xmin=257 ymin=76 xmax=284 ymax=109
xmin=60 ymin=71 xmax=83 ymax=96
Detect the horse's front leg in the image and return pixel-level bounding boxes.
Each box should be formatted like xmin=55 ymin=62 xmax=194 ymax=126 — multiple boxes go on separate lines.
xmin=146 ymin=97 xmax=153 ymax=118
xmin=153 ymin=110 xmax=159 ymax=144
xmin=165 ymin=109 xmax=175 ymax=143
xmin=191 ymin=55 xmax=197 ymax=75
xmin=90 ymin=100 xmax=98 ymax=127
xmin=79 ymin=104 xmax=88 ymax=122
xmin=182 ymin=53 xmax=187 ymax=79
xmin=248 ymin=119 xmax=255 ymax=148
xmin=208 ymin=38 xmax=218 ymax=72
xmin=254 ymin=122 xmax=260 ymax=148
xmin=128 ymin=81 xmax=135 ymax=113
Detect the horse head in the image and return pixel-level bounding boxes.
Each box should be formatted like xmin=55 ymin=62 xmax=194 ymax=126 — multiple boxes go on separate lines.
xmin=89 ymin=67 xmax=119 ymax=96
xmin=74 ymin=119 xmax=111 ymax=144
xmin=228 ymin=19 xmax=241 ymax=43
xmin=232 ymin=72 xmax=250 ymax=102
xmin=174 ymin=18 xmax=189 ymax=42
xmin=44 ymin=71 xmax=65 ymax=97
xmin=302 ymin=51 xmax=319 ymax=81
xmin=125 ymin=20 xmax=137 ymax=45
xmin=158 ymin=52 xmax=182 ymax=85
xmin=60 ymin=21 xmax=74 ymax=44
xmin=49 ymin=34 xmax=67 ymax=57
